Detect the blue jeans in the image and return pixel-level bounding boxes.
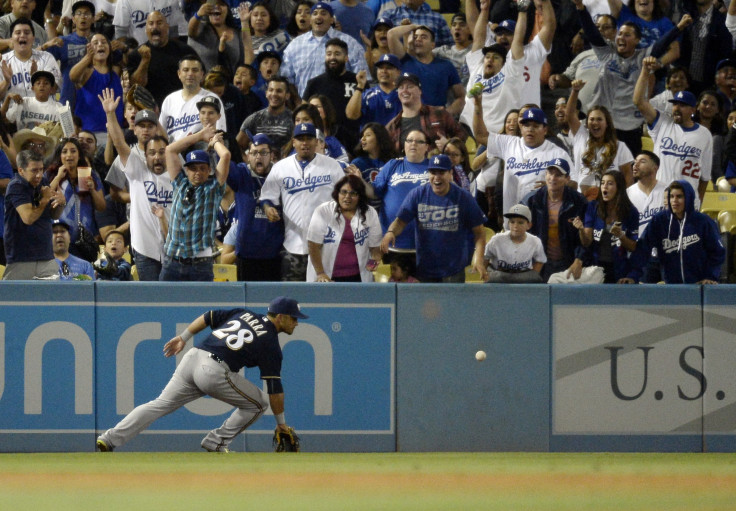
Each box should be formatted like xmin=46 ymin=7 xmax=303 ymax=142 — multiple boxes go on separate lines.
xmin=133 ymin=252 xmax=162 ymax=281
xmin=159 ymin=256 xmax=214 ymax=281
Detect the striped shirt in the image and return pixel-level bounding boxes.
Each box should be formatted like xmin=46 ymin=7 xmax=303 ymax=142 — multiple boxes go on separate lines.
xmin=164 ymin=172 xmax=226 ymax=258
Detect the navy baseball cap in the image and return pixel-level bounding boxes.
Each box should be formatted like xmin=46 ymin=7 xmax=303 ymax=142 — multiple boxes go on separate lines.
xmin=374 ymin=17 xmax=393 ymax=29
xmin=397 ymin=72 xmax=421 ymax=88
xmin=311 ymin=2 xmax=334 ymax=15
xmin=375 ymin=53 xmax=401 ymax=69
xmin=494 ymin=19 xmax=516 ymax=34
xmin=183 ymin=150 xmax=210 ymax=166
xmin=268 ymin=296 xmax=309 ymax=319
xmin=52 ymin=219 xmax=71 ymax=231
xmin=668 ymin=90 xmax=696 ymax=108
xmin=293 ymin=122 xmax=317 ymax=138
xmin=519 ymin=107 xmax=547 ymax=125
xmin=71 ymin=0 xmax=95 ymax=15
xmin=546 ymin=158 xmax=570 ymax=175
xmin=717 ymin=59 xmax=736 ymax=72
xmin=251 ymin=133 xmax=273 ymax=146
xmin=428 ymin=154 xmax=452 ymax=172
xmin=257 ymin=50 xmax=282 ymax=65
xmin=134 ymin=109 xmax=156 ymax=125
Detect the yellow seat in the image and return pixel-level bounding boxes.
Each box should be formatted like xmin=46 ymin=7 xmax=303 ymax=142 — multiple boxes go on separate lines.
xmin=427 ymin=0 xmax=440 ymax=11
xmin=372 ymin=263 xmax=392 ymax=283
xmin=0 ymin=264 xmax=4 ymax=279
xmin=701 ymin=193 xmax=736 ymax=219
xmin=213 ymin=263 xmax=237 ymax=281
xmin=465 ymin=136 xmax=477 ymax=157
xmin=130 ymin=264 xmax=139 ymax=281
xmin=716 ymin=176 xmax=731 ymax=193
xmin=465 ymin=265 xmax=485 ymax=283
xmin=641 ymin=136 xmax=653 ymax=152
xmin=718 ymin=210 xmax=736 ymax=234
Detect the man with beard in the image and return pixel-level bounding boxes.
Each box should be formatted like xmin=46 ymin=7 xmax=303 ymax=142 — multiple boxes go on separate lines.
xmin=102 ymin=89 xmax=174 ymax=281
xmin=236 ymin=76 xmax=294 ymax=157
xmin=346 ymin=53 xmax=401 ymax=127
xmin=280 ymin=2 xmax=369 ymax=98
xmin=633 ymin=57 xmax=712 ymax=209
xmin=387 ymin=24 xmax=465 ymax=116
xmin=0 ymin=18 xmax=61 ymax=99
xmin=113 ymin=0 xmax=187 ymax=45
xmin=42 ymin=1 xmax=96 ymax=109
xmin=227 ymin=133 xmax=284 ymax=281
xmin=130 ymin=11 xmax=199 ymax=107
xmin=159 ymin=54 xmax=226 ymax=142
xmin=303 ymin=38 xmax=361 ymax=154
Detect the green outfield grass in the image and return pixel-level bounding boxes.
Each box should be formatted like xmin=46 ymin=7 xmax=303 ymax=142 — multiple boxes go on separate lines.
xmin=1 ymin=452 xmax=735 ymax=510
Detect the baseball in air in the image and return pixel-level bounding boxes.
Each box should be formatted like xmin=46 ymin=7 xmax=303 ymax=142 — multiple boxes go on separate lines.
xmin=475 ymin=350 xmax=486 ymax=361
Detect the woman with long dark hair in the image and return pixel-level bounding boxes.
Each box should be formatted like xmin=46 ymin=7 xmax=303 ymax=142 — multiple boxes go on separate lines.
xmin=188 ymin=0 xmax=243 ymax=76
xmin=248 ymin=2 xmax=290 ymax=55
xmin=350 ymin=122 xmax=395 ymax=194
xmin=285 ymin=0 xmax=313 ymax=37
xmin=443 ymin=137 xmax=471 ymax=190
xmin=574 ymin=170 xmax=639 ymax=283
xmin=306 ymin=174 xmax=382 ymax=282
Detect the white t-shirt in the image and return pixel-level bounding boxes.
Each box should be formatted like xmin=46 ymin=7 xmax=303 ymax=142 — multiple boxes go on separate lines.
xmin=306 ymin=200 xmax=382 ymax=282
xmin=626 ymin=180 xmax=667 ymax=236
xmin=487 ymin=132 xmax=570 ymax=215
xmin=260 ymin=153 xmax=346 ymax=254
xmin=460 ymin=48 xmax=524 ymax=134
xmin=1 ymin=50 xmax=62 ymax=98
xmin=123 ymin=149 xmax=173 ymax=261
xmin=484 ymin=231 xmax=547 ymax=271
xmin=159 ymin=88 xmax=226 ymax=142
xmin=113 ymin=0 xmax=187 ymax=42
xmin=6 ymin=97 xmax=60 ymax=129
xmin=571 ymin=125 xmax=633 ymax=188
xmin=649 ymin=113 xmax=712 ymax=209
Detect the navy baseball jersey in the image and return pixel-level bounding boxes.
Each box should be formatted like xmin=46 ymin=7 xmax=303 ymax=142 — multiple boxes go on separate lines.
xmin=198 ymin=308 xmax=282 ymax=382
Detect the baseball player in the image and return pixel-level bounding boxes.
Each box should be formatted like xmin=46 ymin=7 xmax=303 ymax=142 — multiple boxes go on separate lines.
xmin=96 ymin=296 xmax=307 ymax=453
xmin=634 ymin=57 xmax=712 ymax=209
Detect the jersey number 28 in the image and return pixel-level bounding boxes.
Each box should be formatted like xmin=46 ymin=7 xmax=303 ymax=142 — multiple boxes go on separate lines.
xmin=213 ymin=320 xmax=254 ymax=350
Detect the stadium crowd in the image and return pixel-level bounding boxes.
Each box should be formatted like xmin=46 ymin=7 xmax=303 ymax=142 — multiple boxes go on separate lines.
xmin=1 ymin=0 xmax=734 ymax=283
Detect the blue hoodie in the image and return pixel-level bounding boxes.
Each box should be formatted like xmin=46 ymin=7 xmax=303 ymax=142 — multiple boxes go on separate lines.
xmin=634 ymin=180 xmax=725 ymax=283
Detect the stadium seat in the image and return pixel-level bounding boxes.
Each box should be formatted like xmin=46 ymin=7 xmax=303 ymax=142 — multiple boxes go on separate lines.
xmin=0 ymin=264 xmax=4 ymax=279
xmin=130 ymin=265 xmax=139 ymax=281
xmin=641 ymin=136 xmax=653 ymax=152
xmin=373 ymin=263 xmax=392 ymax=282
xmin=718 ymin=210 xmax=736 ymax=235
xmin=465 ymin=265 xmax=485 ymax=283
xmin=701 ymin=193 xmax=736 ymax=219
xmin=716 ymin=176 xmax=731 ymax=193
xmin=213 ymin=263 xmax=237 ymax=281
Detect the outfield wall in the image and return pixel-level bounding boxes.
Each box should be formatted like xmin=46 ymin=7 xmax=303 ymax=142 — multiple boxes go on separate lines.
xmin=0 ymin=282 xmax=733 ymax=453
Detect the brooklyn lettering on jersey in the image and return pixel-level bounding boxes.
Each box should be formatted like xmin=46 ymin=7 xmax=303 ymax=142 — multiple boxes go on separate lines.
xmin=238 ymin=311 xmax=268 ymax=337
xmin=389 ymin=171 xmax=428 ymax=185
xmin=506 ymin=157 xmax=547 ymax=175
xmin=144 ymin=181 xmax=173 ymax=207
xmin=283 ymin=174 xmax=332 ymax=194
xmin=662 ymin=234 xmax=700 ymax=253
xmin=659 ymin=137 xmax=703 ymax=161
xmin=166 ymin=113 xmax=200 ymax=135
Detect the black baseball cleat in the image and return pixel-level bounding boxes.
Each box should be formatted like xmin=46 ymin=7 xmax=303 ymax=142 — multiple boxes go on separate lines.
xmin=96 ymin=438 xmax=114 ymax=452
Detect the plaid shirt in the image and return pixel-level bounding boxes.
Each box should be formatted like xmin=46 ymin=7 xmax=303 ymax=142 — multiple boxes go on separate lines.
xmin=164 ymin=172 xmax=226 ymax=258
xmin=382 ymin=3 xmax=453 ymax=47
xmin=386 ymin=104 xmax=467 ymax=153
xmin=280 ymin=27 xmax=371 ymax=97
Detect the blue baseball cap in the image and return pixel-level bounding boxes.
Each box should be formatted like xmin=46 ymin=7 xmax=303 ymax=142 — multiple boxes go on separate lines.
xmin=52 ymin=219 xmax=71 ymax=231
xmin=668 ymin=90 xmax=696 ymax=108
xmin=546 ymin=158 xmax=570 ymax=175
xmin=494 ymin=20 xmax=516 ymax=34
xmin=293 ymin=122 xmax=317 ymax=138
xmin=183 ymin=149 xmax=210 ymax=166
xmin=428 ymin=154 xmax=452 ymax=172
xmin=374 ymin=17 xmax=393 ymax=29
xmin=268 ymin=296 xmax=309 ymax=319
xmin=375 ymin=53 xmax=401 ymax=69
xmin=311 ymin=2 xmax=334 ymax=15
xmin=519 ymin=107 xmax=547 ymax=125
xmin=251 ymin=133 xmax=273 ymax=146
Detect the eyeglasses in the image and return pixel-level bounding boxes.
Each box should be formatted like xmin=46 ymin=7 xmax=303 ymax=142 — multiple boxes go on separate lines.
xmin=182 ymin=186 xmax=196 ymax=206
xmin=339 ymin=190 xmax=359 ymax=197
xmin=405 ymin=139 xmax=427 ymax=145
xmin=251 ymin=150 xmax=271 ymax=156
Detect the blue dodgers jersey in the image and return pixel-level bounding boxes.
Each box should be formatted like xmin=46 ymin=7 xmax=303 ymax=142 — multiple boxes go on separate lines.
xmin=198 ymin=308 xmax=282 ymax=379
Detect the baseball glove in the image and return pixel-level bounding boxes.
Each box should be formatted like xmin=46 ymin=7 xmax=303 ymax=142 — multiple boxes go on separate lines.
xmin=273 ymin=427 xmax=300 ymax=452
xmin=126 ymin=84 xmax=157 ymax=112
